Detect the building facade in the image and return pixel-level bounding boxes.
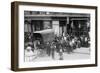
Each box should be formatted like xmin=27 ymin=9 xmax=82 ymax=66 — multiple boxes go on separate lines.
xmin=24 ymin=11 xmax=90 ymax=44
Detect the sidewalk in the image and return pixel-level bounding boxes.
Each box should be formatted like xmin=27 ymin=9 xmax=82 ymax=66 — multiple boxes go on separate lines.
xmin=25 ymin=47 xmax=90 ymax=62
xmin=73 ymin=47 xmax=90 ymax=54
xmin=54 ymin=47 xmax=90 ymax=60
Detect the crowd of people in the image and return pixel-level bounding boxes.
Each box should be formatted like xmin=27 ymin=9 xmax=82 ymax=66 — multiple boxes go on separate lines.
xmin=25 ymin=33 xmax=90 ymax=61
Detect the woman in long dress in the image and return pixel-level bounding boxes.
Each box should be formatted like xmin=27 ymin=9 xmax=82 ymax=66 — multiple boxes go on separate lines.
xmin=25 ymin=45 xmax=34 ymax=62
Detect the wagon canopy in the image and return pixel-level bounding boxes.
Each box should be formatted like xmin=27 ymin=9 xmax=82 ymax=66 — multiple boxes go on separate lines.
xmin=33 ymin=29 xmax=55 ymax=42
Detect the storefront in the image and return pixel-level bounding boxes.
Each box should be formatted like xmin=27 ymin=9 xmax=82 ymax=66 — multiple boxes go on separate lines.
xmin=24 ymin=11 xmax=90 ymax=46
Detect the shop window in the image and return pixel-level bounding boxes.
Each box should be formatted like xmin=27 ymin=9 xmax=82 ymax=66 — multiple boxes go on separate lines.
xmin=43 ymin=21 xmax=52 ymax=29
xmin=24 ymin=20 xmax=32 ymax=32
xmin=31 ymin=20 xmax=43 ymax=31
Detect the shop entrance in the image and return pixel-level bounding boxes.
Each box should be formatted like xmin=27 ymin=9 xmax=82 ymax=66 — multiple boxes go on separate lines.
xmin=59 ymin=20 xmax=67 ymax=36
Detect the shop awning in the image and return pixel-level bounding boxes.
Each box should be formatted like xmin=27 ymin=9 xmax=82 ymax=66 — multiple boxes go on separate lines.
xmin=33 ymin=29 xmax=55 ymax=42
xmin=71 ymin=18 xmax=89 ymax=21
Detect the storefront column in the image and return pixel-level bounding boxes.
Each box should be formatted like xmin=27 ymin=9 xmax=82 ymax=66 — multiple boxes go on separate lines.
xmin=66 ymin=17 xmax=69 ymax=34
xmin=52 ymin=21 xmax=60 ymax=36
